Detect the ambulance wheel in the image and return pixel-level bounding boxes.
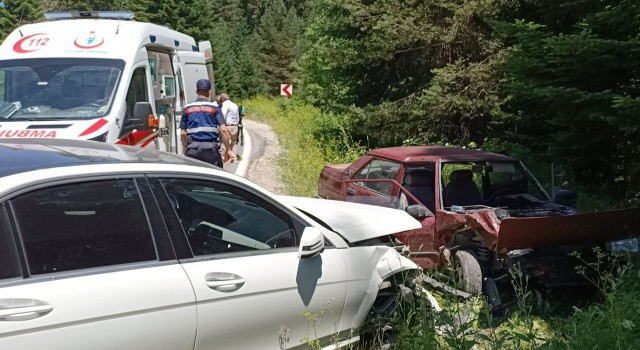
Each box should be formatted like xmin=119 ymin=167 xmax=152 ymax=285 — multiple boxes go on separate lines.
xmin=454 ymin=250 xmax=483 ymax=294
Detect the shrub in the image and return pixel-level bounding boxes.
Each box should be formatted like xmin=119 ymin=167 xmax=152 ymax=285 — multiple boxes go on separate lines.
xmin=243 ymin=96 xmax=364 ymax=196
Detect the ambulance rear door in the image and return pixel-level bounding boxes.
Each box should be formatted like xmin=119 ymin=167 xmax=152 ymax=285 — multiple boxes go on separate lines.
xmin=173 ymin=51 xmax=208 ymax=155
xmin=175 ymin=52 xmax=208 ymax=105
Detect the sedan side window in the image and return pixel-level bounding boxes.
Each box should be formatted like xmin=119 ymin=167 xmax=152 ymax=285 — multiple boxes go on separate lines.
xmin=0 ymin=203 xmax=21 ymax=280
xmin=353 ymin=159 xmax=401 ymax=196
xmin=10 ymin=179 xmax=157 ymax=275
xmin=159 ymin=179 xmax=297 ymax=256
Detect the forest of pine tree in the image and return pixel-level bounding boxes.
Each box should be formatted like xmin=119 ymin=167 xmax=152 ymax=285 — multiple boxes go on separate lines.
xmin=0 ymin=0 xmax=638 ymax=205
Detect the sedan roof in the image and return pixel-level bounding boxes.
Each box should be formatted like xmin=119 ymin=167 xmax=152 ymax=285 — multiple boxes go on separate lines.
xmin=0 ymin=138 xmax=210 ymax=177
xmin=367 ymin=146 xmax=515 ymax=163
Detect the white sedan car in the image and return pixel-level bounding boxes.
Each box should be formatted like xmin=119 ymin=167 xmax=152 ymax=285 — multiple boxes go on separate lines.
xmin=0 ymin=138 xmax=421 ymax=350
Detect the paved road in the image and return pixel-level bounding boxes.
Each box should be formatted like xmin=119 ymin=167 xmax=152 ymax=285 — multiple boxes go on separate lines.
xmin=220 ymin=129 xmax=246 ymax=176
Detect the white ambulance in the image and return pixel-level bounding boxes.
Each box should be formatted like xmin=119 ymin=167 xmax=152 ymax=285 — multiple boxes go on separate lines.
xmin=0 ymin=11 xmax=213 ymax=154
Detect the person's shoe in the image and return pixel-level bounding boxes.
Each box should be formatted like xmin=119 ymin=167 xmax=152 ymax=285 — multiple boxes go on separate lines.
xmin=236 ymin=155 xmax=242 ymax=161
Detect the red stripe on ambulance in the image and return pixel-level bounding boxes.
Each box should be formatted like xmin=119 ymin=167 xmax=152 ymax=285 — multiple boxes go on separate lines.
xmin=78 ymin=118 xmax=108 ymax=136
xmin=116 ymin=130 xmax=157 ymax=146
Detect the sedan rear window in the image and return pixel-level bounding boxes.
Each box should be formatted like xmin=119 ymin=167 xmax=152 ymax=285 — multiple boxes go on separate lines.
xmin=353 ymin=159 xmax=401 ymax=195
xmin=11 ymin=179 xmax=157 ymax=275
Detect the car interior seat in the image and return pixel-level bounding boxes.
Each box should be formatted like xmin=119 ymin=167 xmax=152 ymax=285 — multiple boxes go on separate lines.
xmin=443 ymin=169 xmax=483 ymax=208
xmin=403 ymin=172 xmax=436 ymax=213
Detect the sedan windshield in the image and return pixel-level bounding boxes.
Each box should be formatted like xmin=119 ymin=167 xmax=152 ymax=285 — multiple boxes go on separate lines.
xmin=441 ymin=160 xmax=550 ymax=208
xmin=0 ymin=58 xmax=124 ymax=121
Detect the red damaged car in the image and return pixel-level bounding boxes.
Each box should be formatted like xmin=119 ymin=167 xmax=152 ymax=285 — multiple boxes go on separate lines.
xmin=318 ymin=146 xmax=640 ymax=299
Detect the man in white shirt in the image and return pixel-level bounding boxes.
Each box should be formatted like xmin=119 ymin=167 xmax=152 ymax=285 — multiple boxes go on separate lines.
xmin=220 ymin=93 xmax=240 ymax=162
xmin=213 ymin=94 xmax=222 ymax=107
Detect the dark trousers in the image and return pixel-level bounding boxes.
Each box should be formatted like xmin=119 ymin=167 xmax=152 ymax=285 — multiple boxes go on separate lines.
xmin=185 ymin=141 xmax=223 ymax=168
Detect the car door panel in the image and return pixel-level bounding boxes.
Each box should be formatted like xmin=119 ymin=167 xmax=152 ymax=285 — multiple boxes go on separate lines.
xmin=183 ymin=249 xmax=348 ymax=350
xmin=152 ymin=176 xmax=349 ymax=349
xmin=0 ymin=178 xmax=197 ymax=350
xmin=0 ymin=265 xmax=197 ymax=350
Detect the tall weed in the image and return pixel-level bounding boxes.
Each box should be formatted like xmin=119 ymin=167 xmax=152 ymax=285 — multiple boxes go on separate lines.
xmin=243 ymin=97 xmax=364 ymax=196
xmin=544 ymin=251 xmax=640 ymax=350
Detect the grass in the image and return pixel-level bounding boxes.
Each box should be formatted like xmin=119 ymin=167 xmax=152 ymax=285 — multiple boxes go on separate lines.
xmin=243 ymin=96 xmax=640 ymax=349
xmin=391 ymin=252 xmax=640 ymax=350
xmin=242 ymin=96 xmax=365 ymax=196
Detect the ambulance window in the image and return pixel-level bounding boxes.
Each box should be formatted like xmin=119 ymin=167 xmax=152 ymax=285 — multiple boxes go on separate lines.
xmin=149 ymin=58 xmax=157 ymax=82
xmin=11 ymin=179 xmax=157 ymax=275
xmin=125 ymin=67 xmax=149 ymax=121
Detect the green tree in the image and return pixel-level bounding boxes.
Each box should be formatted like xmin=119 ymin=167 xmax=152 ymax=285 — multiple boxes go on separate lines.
xmin=124 ymin=0 xmax=154 ymax=23
xmin=241 ymin=0 xmax=263 ymax=30
xmin=0 ymin=5 xmax=18 ymax=43
xmin=41 ymin=0 xmax=153 ymax=21
xmin=207 ymin=0 xmax=254 ymax=97
xmin=0 ymin=0 xmax=43 ymax=43
xmin=298 ymin=0 xmax=511 ymax=147
xmin=45 ymin=0 xmax=118 ymax=11
xmin=256 ymin=0 xmax=305 ymax=95
xmin=496 ymin=0 xmax=640 ymax=201
xmin=147 ymin=0 xmax=189 ymax=36
xmin=234 ymin=32 xmax=263 ymax=97
xmin=217 ymin=0 xmax=243 ymax=23
xmin=210 ymin=25 xmax=242 ymax=96
xmin=3 ymin=0 xmax=44 ymax=24
xmin=402 ymin=54 xmax=508 ymax=147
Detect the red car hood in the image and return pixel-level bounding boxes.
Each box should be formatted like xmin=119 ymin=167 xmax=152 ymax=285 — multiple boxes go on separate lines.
xmin=438 ymin=207 xmax=640 ymax=253
xmin=497 ymin=208 xmax=640 ymax=251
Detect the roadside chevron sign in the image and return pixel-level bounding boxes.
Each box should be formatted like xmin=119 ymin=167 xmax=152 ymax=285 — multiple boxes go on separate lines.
xmin=280 ymin=83 xmax=292 ymax=97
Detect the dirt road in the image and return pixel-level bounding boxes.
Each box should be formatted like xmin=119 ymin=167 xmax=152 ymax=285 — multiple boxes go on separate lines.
xmin=238 ymin=119 xmax=287 ymax=195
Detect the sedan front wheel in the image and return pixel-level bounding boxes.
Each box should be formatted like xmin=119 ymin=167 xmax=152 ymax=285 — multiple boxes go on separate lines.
xmin=453 ymin=250 xmax=483 ymax=294
xmin=360 ymin=279 xmax=416 ymax=348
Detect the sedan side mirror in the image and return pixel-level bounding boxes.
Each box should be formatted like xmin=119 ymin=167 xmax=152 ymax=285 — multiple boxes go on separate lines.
xmin=298 ymin=227 xmax=325 ymax=259
xmin=405 ymin=204 xmax=434 ymax=220
xmin=553 ymin=189 xmax=577 ymax=208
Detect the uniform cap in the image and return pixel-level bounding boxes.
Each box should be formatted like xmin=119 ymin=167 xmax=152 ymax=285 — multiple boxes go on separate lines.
xmin=196 ymin=79 xmax=212 ymax=90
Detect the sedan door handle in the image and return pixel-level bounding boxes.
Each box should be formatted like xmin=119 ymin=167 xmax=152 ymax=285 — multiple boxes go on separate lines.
xmin=0 ymin=304 xmax=54 ymax=321
xmin=346 ymin=188 xmax=355 ymax=196
xmin=205 ymin=274 xmax=245 ymax=292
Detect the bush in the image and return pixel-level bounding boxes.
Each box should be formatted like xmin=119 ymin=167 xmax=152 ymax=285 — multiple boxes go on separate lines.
xmin=242 ymin=96 xmax=365 ymax=196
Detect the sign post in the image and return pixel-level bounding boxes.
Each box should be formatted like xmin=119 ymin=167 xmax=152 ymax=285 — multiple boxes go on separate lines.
xmin=280 ymin=83 xmax=292 ymax=97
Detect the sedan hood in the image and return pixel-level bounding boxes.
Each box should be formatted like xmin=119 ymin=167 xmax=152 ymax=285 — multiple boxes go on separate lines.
xmin=278 ymin=196 xmax=422 ymax=243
